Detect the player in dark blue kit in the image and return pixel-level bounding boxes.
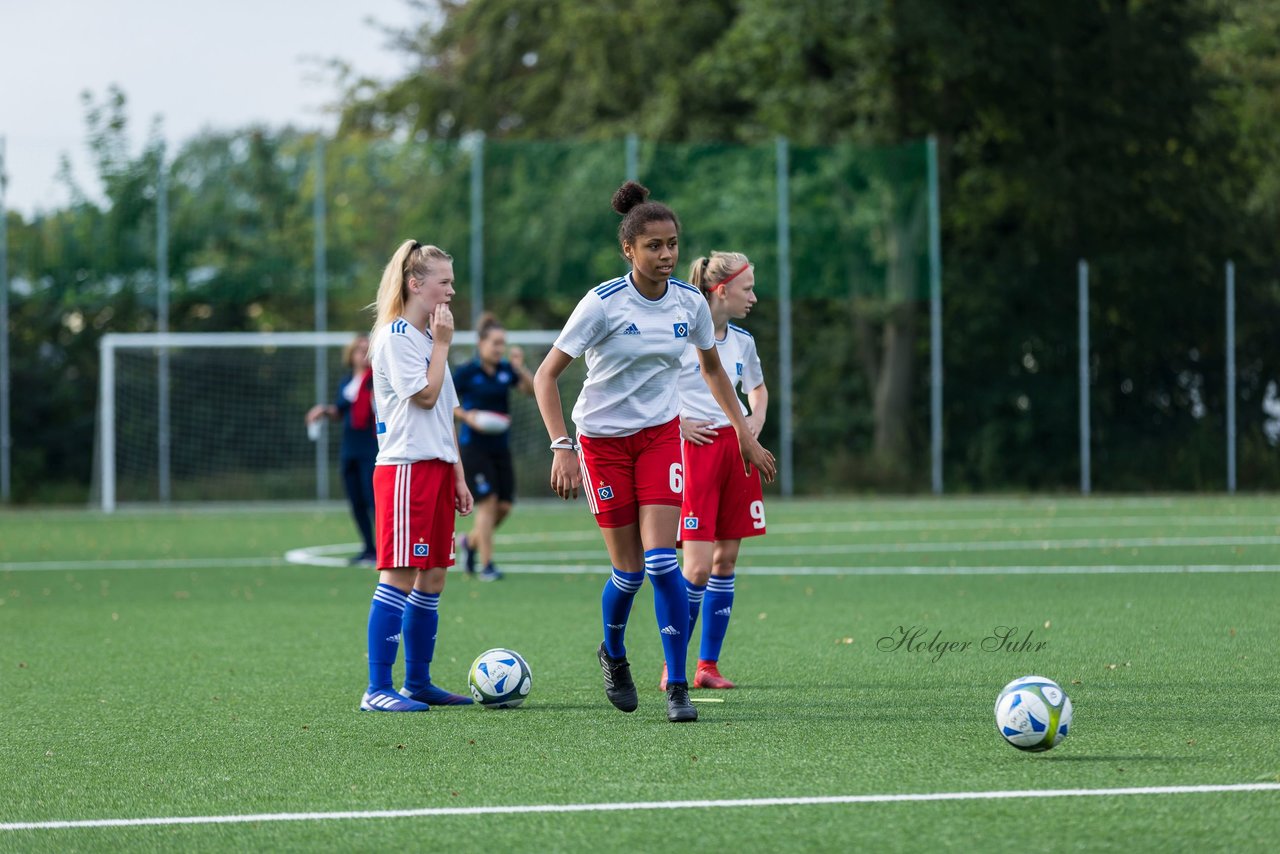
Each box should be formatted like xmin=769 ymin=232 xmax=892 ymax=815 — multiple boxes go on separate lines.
xmin=452 ymin=313 xmax=535 ymax=581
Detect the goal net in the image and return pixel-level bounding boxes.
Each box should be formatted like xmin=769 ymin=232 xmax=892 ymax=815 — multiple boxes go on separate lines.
xmin=94 ymin=330 xmax=580 ymax=510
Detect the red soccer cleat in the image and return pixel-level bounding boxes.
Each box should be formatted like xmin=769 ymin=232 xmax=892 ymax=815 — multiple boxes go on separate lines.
xmin=693 ymin=660 xmax=736 ymax=689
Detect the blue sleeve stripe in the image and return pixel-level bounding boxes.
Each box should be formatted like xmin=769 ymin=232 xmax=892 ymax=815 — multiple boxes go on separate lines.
xmin=594 ymin=277 xmax=627 ymax=295
xmin=671 ymin=278 xmax=700 ymax=294
xmin=728 ymin=323 xmax=753 ymax=338
xmin=596 ymin=282 xmax=628 ymax=299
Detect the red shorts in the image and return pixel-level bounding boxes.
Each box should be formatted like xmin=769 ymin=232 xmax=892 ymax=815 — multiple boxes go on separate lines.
xmin=578 ymin=417 xmax=683 ymax=528
xmin=373 ymin=460 xmax=458 ymax=570
xmin=678 ymin=428 xmax=766 ymax=542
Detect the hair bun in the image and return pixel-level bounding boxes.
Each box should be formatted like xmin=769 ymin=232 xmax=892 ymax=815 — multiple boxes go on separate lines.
xmin=611 ymin=180 xmax=650 ymax=215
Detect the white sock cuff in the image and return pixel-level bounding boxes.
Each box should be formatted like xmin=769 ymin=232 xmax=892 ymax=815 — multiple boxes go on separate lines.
xmin=610 ymin=571 xmax=644 ymax=593
xmin=406 ymin=590 xmax=440 ymax=611
xmin=373 ymin=584 xmax=408 ymax=612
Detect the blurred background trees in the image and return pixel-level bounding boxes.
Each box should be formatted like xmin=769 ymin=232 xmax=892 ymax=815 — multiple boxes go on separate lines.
xmin=5 ymin=0 xmax=1278 ymax=500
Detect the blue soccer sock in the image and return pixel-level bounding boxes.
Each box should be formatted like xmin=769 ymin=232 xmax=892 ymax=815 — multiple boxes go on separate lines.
xmin=366 ymin=583 xmax=407 ymax=693
xmin=684 ymin=576 xmax=707 ymax=637
xmin=402 ymin=590 xmax=440 ymax=694
xmin=701 ymin=573 xmax=736 ymax=662
xmin=646 ymin=548 xmax=690 ymax=684
xmin=601 ymin=568 xmax=644 ymax=659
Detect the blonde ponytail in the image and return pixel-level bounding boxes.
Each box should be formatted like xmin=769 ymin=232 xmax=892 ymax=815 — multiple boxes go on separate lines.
xmin=371 ymin=240 xmax=454 ymax=330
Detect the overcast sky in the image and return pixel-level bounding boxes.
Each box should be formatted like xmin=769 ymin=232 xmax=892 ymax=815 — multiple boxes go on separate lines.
xmin=0 ymin=0 xmax=418 ymax=214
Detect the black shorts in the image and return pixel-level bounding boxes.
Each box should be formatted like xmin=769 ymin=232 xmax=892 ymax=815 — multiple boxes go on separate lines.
xmin=461 ymin=444 xmax=516 ymax=503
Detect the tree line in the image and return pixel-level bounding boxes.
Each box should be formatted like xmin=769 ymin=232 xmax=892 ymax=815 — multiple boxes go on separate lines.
xmin=4 ymin=0 xmax=1278 ymax=501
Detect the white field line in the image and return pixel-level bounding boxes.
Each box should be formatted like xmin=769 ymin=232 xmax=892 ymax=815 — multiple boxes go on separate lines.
xmin=0 ymin=557 xmax=287 ymax=572
xmin=5 ymin=514 xmax=1274 ymax=572
xmin=282 ymin=543 xmax=364 ymax=567
xmin=446 ymin=563 xmax=1280 ymax=576
xmin=8 ymin=548 xmax=1280 ymax=576
xmin=758 ymin=516 xmax=1280 ymax=535
xmin=488 ymin=515 xmax=1280 ymax=545
xmin=5 ymin=556 xmax=1278 ymax=576
xmin=480 ymin=535 xmax=1280 ymax=564
xmin=3 ymin=783 xmax=1277 ymax=832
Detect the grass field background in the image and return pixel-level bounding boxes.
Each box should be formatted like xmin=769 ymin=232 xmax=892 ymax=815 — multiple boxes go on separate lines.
xmin=2 ymin=495 xmax=1279 ymax=851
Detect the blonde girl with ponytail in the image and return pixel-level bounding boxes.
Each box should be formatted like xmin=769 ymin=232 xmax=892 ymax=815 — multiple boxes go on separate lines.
xmin=359 ymin=240 xmax=475 ymax=712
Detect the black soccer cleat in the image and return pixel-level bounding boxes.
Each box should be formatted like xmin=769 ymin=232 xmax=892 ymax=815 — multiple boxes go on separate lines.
xmin=665 ymin=681 xmax=698 ymax=723
xmin=597 ymin=642 xmax=639 ymax=712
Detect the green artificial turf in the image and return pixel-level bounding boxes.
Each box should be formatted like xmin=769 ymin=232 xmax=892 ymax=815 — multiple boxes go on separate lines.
xmin=1 ymin=496 xmax=1278 ymax=852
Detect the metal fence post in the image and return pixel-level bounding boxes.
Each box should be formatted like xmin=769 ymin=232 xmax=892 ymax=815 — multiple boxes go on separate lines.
xmin=0 ymin=136 xmax=9 ymax=503
xmin=1078 ymin=259 xmax=1091 ymax=495
xmin=927 ymin=136 xmax=943 ymax=495
xmin=156 ymin=141 xmax=171 ymax=503
xmin=775 ymin=137 xmax=794 ymax=497
xmin=101 ymin=336 xmax=116 ymax=512
xmin=625 ymin=133 xmax=638 ymax=182
xmin=314 ymin=135 xmax=329 ymax=501
xmin=469 ymin=132 xmax=485 ymax=330
xmin=1225 ymin=260 xmax=1236 ymax=494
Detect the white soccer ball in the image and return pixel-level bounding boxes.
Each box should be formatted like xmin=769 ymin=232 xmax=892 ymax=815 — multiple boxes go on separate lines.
xmin=470 ymin=410 xmax=512 ymax=435
xmin=994 ymin=674 xmax=1073 ymax=751
xmin=468 ymin=648 xmax=532 ymax=709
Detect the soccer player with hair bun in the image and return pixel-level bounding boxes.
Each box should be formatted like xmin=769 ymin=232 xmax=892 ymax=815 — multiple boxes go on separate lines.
xmin=660 ymin=251 xmax=768 ymax=693
xmin=534 ymin=181 xmax=777 ymax=723
xmin=358 ymin=239 xmax=475 ymax=713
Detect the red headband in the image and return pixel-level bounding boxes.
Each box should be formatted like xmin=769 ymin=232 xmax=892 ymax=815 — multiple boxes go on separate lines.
xmin=714 ymin=263 xmax=750 ymax=289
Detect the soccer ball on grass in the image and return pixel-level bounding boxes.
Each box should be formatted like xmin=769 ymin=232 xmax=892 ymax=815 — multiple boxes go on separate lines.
xmin=468 ymin=648 xmax=532 ymax=709
xmin=994 ymin=675 xmax=1072 ymax=751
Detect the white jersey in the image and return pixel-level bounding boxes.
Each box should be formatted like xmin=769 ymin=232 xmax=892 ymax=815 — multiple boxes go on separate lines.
xmin=555 ymin=272 xmax=715 ymax=437
xmin=370 ymin=317 xmax=460 ymax=465
xmin=678 ymin=323 xmax=765 ymax=429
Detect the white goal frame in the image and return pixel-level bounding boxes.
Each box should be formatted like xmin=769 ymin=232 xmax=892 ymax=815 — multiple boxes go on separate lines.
xmin=98 ymin=330 xmax=559 ymax=512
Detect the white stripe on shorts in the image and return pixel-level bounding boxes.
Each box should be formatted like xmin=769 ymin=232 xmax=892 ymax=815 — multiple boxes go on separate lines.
xmin=578 ymin=445 xmax=599 ymax=515
xmin=396 ymin=463 xmax=410 ymax=566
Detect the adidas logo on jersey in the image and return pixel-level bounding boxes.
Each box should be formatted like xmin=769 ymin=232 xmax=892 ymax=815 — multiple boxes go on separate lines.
xmin=660 ymin=625 xmax=681 ymax=635
xmin=623 ymin=323 xmax=641 ymax=335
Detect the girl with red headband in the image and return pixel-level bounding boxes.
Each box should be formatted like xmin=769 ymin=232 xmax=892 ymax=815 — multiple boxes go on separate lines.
xmin=659 ymin=251 xmax=768 ymax=692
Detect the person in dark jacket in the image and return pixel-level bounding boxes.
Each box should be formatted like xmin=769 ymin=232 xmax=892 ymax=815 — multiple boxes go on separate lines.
xmin=306 ymin=334 xmax=379 ymax=563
